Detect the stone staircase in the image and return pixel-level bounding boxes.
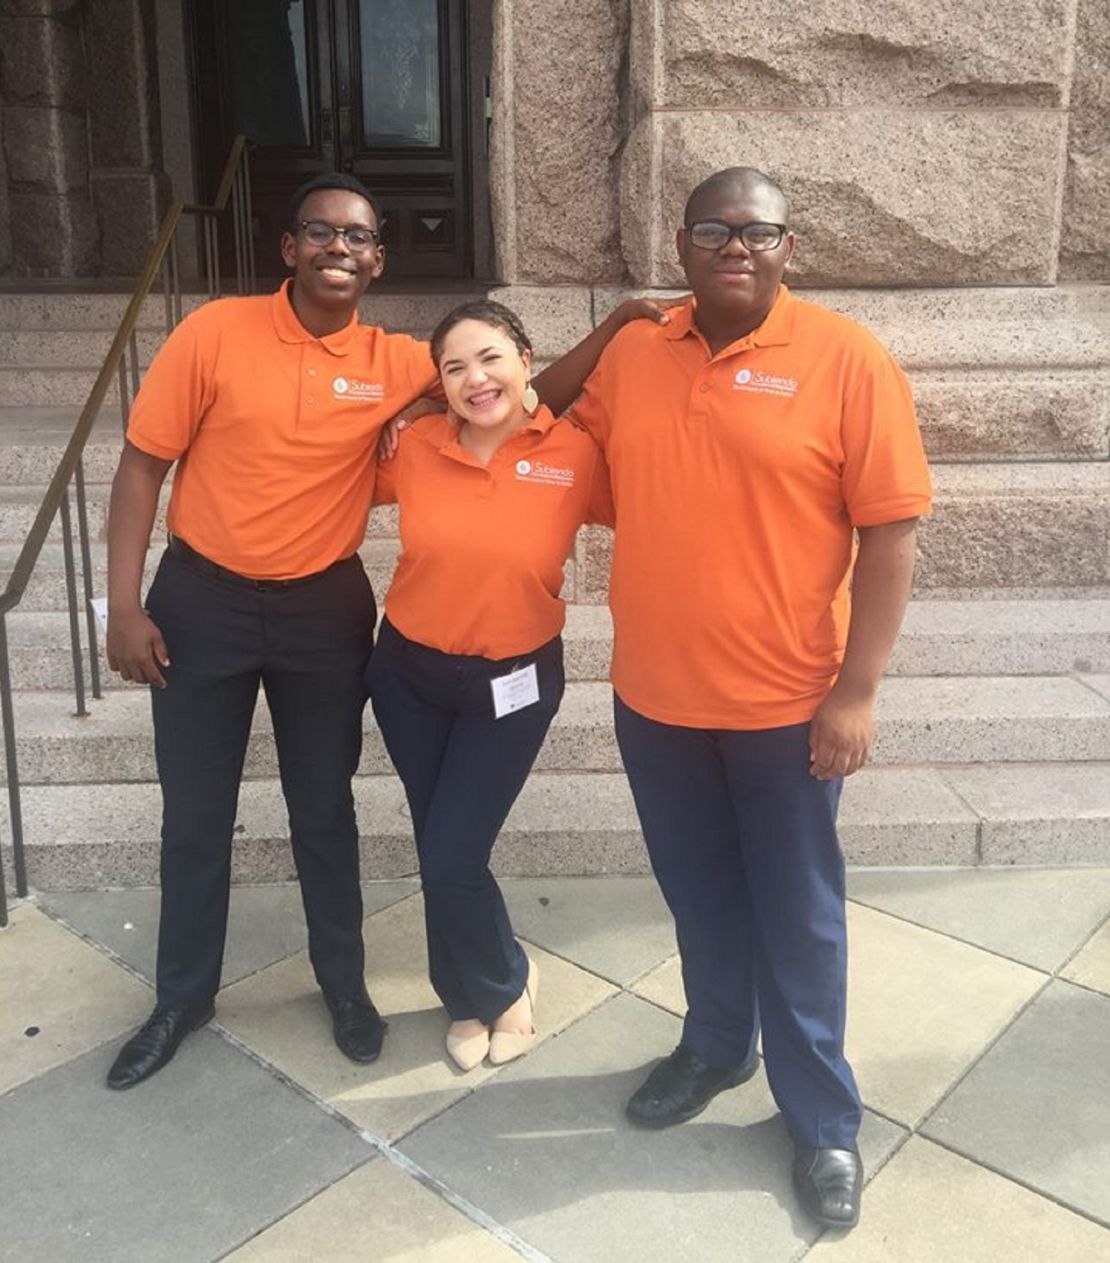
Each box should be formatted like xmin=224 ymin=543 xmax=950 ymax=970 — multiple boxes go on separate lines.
xmin=1 ymin=285 xmax=1108 ymax=890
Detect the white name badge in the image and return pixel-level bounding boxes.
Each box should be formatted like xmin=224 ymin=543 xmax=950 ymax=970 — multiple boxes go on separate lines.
xmin=490 ymin=662 xmax=540 ymax=719
xmin=90 ymin=595 xmax=109 ymax=632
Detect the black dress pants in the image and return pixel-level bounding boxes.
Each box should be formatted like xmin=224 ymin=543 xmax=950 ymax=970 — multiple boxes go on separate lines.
xmin=368 ymin=619 xmax=564 ymax=1023
xmin=144 ymin=546 xmax=375 ymax=1010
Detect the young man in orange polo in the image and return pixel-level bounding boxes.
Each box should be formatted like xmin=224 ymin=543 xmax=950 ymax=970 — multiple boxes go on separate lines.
xmin=103 ymin=174 xmax=657 ymax=1090
xmin=570 ymin=167 xmax=932 ymax=1231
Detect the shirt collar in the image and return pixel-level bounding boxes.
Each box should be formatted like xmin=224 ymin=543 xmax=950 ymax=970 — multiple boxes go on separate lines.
xmin=663 ymin=284 xmax=796 ymax=351
xmin=271 ymin=279 xmax=361 ymax=357
xmin=433 ymin=402 xmax=558 ymax=460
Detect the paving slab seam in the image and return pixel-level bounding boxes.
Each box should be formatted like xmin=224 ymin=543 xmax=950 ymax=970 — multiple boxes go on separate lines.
xmin=27 ymin=893 xmax=158 ymax=992
xmin=208 ymin=1020 xmax=554 ymax=1262
xmin=209 ymin=1155 xmax=381 ymax=1262
xmin=905 ymin=967 xmax=1090 ymax=1199
xmin=843 ymin=895 xmax=1060 ymax=974
xmin=1056 ymin=903 xmax=1110 ymax=972
xmin=911 ymin=903 xmax=1107 ymax=1125
xmin=905 ymin=1131 xmax=1110 ymax=1232
xmin=8 ymin=891 xmax=549 ymax=1257
xmin=790 ymin=1122 xmax=916 ymax=1260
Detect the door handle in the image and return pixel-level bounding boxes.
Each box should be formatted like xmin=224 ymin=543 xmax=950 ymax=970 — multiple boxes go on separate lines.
xmin=321 ymin=108 xmax=334 ymax=145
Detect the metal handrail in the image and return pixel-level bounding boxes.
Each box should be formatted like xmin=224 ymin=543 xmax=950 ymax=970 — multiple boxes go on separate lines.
xmin=0 ymin=137 xmax=255 ymax=926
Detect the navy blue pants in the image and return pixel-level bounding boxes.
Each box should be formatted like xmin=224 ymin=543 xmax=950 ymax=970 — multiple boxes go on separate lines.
xmin=614 ymin=693 xmax=861 ymax=1149
xmin=368 ymin=619 xmax=564 ymax=1023
xmin=146 ymin=546 xmax=374 ymax=1010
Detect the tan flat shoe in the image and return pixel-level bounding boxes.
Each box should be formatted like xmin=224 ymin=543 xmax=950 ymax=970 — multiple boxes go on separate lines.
xmin=446 ymin=1021 xmax=490 ymax=1072
xmin=489 ymin=957 xmax=539 ymax=1066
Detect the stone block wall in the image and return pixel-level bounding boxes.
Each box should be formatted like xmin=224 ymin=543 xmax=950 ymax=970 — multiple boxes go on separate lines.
xmin=1061 ymin=0 xmax=1110 ymax=279
xmin=489 ymin=1 xmax=1110 ymax=596
xmin=492 ymin=0 xmax=1108 ymax=288
xmin=0 ymin=0 xmax=166 ymax=278
xmin=0 ymin=0 xmax=98 ymax=276
xmin=490 ymin=0 xmax=629 ymax=284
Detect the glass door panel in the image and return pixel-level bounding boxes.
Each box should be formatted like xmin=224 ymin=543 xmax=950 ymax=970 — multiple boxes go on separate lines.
xmin=359 ymin=0 xmax=442 ymax=149
xmin=225 ymin=0 xmax=314 ymax=149
xmin=190 ymin=0 xmax=471 ymax=279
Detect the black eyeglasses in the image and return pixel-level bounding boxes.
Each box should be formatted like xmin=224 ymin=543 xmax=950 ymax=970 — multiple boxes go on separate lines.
xmin=685 ymin=221 xmax=787 ymax=252
xmin=297 ymin=219 xmax=380 ymax=251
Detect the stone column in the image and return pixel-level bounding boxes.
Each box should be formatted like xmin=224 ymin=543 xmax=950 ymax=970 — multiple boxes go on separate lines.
xmin=0 ymin=0 xmax=98 ymax=276
xmin=622 ymin=0 xmax=1073 ymax=288
xmin=82 ymin=0 xmax=169 ymax=275
xmin=1060 ymin=0 xmax=1110 ymax=279
xmin=0 ymin=113 xmax=11 ymax=272
xmin=489 ymin=0 xmax=629 ymax=284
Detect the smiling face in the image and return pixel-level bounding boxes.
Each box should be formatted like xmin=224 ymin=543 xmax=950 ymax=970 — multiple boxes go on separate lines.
xmin=280 ymin=188 xmax=384 ymax=320
xmin=676 ymin=178 xmax=795 ymax=340
xmin=437 ymin=318 xmax=533 ymax=434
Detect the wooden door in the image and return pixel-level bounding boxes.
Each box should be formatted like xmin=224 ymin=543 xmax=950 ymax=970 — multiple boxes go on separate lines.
xmin=189 ymin=0 xmax=472 ymax=280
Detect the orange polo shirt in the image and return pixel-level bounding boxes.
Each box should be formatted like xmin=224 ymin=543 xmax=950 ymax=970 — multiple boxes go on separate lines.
xmin=569 ymin=286 xmax=932 ymax=729
xmin=374 ymin=406 xmax=612 ymax=658
xmin=127 ymin=280 xmax=436 ymax=579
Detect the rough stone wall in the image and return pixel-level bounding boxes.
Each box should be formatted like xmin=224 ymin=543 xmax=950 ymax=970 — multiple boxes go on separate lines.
xmin=1060 ymin=0 xmax=1110 ymax=279
xmin=83 ymin=0 xmax=168 ymax=275
xmin=0 ymin=0 xmax=166 ymax=278
xmin=0 ymin=0 xmax=99 ymax=276
xmin=0 ymin=111 xmax=11 ymax=271
xmin=490 ymin=0 xmax=629 ymax=284
xmin=620 ymin=0 xmax=1077 ymax=288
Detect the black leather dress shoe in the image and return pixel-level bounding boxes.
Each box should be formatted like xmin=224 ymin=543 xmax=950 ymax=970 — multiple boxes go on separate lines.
xmin=626 ymin=1044 xmax=760 ymax=1128
xmin=793 ymin=1144 xmax=863 ymax=1229
xmin=106 ymin=1001 xmax=215 ymax=1090
xmin=324 ymin=989 xmax=386 ymax=1064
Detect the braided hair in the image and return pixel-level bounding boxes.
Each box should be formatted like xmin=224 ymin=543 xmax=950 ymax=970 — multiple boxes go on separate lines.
xmin=429 ymin=300 xmax=533 ymax=367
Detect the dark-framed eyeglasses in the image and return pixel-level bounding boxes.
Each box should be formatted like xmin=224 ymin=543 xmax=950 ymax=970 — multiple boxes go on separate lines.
xmin=297 ymin=219 xmax=381 ymax=251
xmin=685 ymin=220 xmax=788 ymax=252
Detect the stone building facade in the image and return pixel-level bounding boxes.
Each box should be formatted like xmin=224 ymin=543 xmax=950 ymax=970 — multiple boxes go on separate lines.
xmin=492 ymin=0 xmax=1108 ymax=288
xmin=0 ymin=0 xmax=1105 ymax=291
xmin=0 ymin=0 xmax=167 ymax=277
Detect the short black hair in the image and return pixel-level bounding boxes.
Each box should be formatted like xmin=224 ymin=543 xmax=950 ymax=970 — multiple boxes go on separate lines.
xmin=683 ymin=167 xmax=790 ymax=226
xmin=429 ymin=300 xmax=533 ymax=367
xmin=287 ymin=173 xmax=383 ymax=231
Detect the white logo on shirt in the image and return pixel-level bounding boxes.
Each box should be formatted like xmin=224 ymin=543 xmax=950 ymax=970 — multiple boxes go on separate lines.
xmin=515 ymin=459 xmax=575 ymax=488
xmin=333 ymin=376 xmax=385 ymax=402
xmin=733 ymin=368 xmax=798 ymax=398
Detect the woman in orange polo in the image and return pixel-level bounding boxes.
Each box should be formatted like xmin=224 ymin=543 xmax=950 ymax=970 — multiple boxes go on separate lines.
xmin=368 ymin=301 xmax=611 ymax=1071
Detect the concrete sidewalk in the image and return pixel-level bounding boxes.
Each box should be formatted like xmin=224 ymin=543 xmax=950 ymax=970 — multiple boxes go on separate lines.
xmin=2 ymin=870 xmax=1109 ymax=1261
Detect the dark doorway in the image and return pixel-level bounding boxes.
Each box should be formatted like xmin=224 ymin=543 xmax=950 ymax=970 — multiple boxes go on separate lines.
xmin=189 ymin=0 xmax=473 ymax=280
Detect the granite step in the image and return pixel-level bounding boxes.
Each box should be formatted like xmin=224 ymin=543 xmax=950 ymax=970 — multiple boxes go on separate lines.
xmin=899 ymin=462 xmax=1110 ymax=591
xmin=0 ymin=289 xmax=478 ymax=407
xmin=0 ymin=483 xmax=405 ymax=547
xmin=0 ymin=329 xmax=165 ymax=370
xmin=0 ymin=407 xmax=124 ymax=484
xmin=7 ymin=761 xmax=1108 ymax=890
xmin=4 ymin=675 xmax=1109 ymax=786
xmin=0 ymin=537 xmax=403 ymax=617
xmin=0 ymin=288 xmax=479 ymax=334
xmin=3 ymin=599 xmax=1110 ymax=693
xmin=2 ymin=461 xmax=1108 ymax=590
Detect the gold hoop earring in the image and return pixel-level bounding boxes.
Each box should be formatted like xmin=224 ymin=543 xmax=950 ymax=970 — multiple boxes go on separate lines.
xmin=522 ymin=383 xmax=539 ymax=415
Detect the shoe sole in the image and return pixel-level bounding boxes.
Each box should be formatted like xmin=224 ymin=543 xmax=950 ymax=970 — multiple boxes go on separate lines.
xmin=626 ymin=1055 xmax=761 ymax=1129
